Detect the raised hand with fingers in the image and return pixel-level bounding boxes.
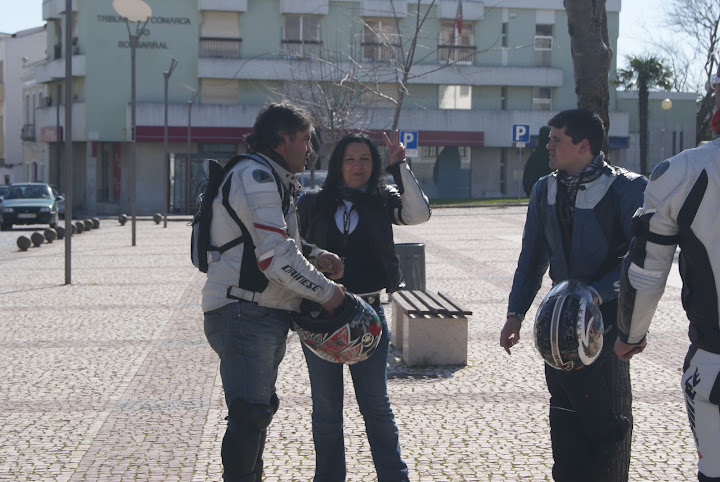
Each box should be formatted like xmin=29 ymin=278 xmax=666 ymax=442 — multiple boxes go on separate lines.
xmin=383 ymin=130 xmax=406 ymax=166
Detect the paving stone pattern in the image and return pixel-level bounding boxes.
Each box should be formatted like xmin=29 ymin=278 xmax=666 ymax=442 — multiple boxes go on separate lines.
xmin=0 ymin=208 xmax=697 ymax=481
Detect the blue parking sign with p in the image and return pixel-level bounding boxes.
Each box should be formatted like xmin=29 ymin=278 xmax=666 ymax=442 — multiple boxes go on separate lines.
xmin=512 ymin=124 xmax=530 ymax=143
xmin=400 ymin=131 xmax=418 ymax=149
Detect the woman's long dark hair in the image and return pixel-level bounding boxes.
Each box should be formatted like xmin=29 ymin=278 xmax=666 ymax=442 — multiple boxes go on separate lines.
xmin=321 ymin=134 xmax=385 ymax=201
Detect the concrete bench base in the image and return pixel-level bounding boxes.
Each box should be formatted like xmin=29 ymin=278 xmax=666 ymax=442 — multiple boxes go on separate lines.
xmin=390 ymin=290 xmax=471 ymax=367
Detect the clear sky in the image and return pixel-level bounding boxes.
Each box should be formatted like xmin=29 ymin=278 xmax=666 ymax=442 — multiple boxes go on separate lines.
xmin=0 ymin=0 xmax=676 ymax=74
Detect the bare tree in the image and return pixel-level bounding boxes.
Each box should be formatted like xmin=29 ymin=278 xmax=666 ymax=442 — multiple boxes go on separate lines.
xmin=268 ymin=52 xmax=378 ymax=177
xmin=655 ymin=0 xmax=720 ymax=143
xmin=271 ymin=0 xmax=491 ymax=166
xmin=564 ymin=1 xmax=632 ymax=480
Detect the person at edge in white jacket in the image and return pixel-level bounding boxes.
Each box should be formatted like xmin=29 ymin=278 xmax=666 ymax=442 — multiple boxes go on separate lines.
xmin=202 ymin=101 xmax=345 ymax=482
xmin=615 ymin=67 xmax=720 ymax=482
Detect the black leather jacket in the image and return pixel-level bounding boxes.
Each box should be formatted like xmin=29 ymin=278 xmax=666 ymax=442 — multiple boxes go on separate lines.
xmin=297 ymin=162 xmax=431 ymax=293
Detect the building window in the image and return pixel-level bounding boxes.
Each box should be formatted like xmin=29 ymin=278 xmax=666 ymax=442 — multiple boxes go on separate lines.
xmin=532 ymin=87 xmax=552 ymax=111
xmin=200 ymin=37 xmax=242 ymax=59
xmin=283 ymin=15 xmax=321 ymax=59
xmin=362 ymin=19 xmax=399 ymax=61
xmin=421 ymin=146 xmax=438 ymax=157
xmin=500 ymin=86 xmax=507 ymax=110
xmin=200 ymin=79 xmax=240 ymax=104
xmin=534 ymin=24 xmax=553 ymax=67
xmin=439 ymin=85 xmax=472 ymax=110
xmin=200 ymin=11 xmax=241 ymax=58
xmin=501 ymin=22 xmax=508 ymax=48
xmin=439 ymin=21 xmax=475 ymax=64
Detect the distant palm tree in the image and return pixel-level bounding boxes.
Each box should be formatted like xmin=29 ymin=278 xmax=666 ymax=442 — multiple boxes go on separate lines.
xmin=616 ymin=55 xmax=673 ymax=175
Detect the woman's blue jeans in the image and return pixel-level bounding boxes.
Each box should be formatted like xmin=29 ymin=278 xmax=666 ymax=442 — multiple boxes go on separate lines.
xmin=301 ymin=304 xmax=409 ymax=482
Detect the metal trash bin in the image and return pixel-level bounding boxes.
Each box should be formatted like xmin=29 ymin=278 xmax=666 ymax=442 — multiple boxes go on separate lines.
xmin=395 ymin=242 xmax=426 ymax=291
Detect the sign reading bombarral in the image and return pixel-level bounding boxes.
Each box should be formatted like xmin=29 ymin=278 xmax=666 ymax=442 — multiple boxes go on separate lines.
xmin=98 ymin=14 xmax=192 ymax=50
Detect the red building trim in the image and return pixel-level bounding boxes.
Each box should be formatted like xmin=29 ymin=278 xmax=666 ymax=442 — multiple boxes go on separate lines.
xmin=135 ymin=126 xmax=252 ymax=143
xmin=135 ymin=126 xmax=484 ymax=147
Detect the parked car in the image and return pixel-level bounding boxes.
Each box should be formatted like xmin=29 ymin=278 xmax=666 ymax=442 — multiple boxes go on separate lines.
xmin=298 ymin=169 xmax=328 ymax=193
xmin=0 ymin=183 xmax=63 ymax=230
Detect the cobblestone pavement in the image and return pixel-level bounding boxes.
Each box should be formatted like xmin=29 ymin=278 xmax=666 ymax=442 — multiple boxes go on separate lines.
xmin=0 ymin=208 xmax=697 ymax=481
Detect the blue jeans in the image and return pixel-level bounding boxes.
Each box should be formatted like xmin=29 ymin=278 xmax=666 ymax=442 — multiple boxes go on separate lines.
xmin=302 ymin=304 xmax=409 ymax=482
xmin=204 ymin=300 xmax=290 ymax=481
xmin=204 ymin=300 xmax=290 ymax=407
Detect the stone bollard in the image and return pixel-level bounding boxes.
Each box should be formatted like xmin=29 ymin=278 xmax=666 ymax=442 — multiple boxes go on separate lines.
xmin=91 ymin=218 xmax=101 ymax=229
xmin=153 ymin=213 xmax=162 ymax=224
xmin=71 ymin=223 xmax=77 ymax=234
xmin=118 ymin=214 xmax=128 ymax=225
xmin=44 ymin=228 xmax=57 ymax=243
xmin=56 ymin=225 xmax=65 ymax=239
xmin=75 ymin=221 xmax=85 ymax=234
xmin=31 ymin=232 xmax=45 ymax=247
xmin=83 ymin=219 xmax=93 ymax=231
xmin=17 ymin=235 xmax=31 ymax=251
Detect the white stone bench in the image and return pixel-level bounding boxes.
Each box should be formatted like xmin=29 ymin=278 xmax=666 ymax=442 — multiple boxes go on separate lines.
xmin=390 ymin=290 xmax=472 ymax=366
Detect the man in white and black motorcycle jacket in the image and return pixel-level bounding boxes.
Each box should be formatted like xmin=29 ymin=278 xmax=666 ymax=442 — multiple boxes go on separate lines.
xmin=202 ymin=102 xmax=345 ymax=482
xmin=500 ymin=109 xmax=646 ymax=481
xmin=616 ymin=73 xmax=720 ymax=481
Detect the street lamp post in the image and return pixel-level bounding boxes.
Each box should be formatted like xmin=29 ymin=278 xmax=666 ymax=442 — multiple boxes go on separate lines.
xmin=63 ymin=0 xmax=73 ymax=285
xmin=661 ymin=98 xmax=673 ymax=163
xmin=185 ymin=89 xmax=197 ymax=213
xmin=54 ymin=79 xmax=61 ymax=188
xmin=112 ymin=0 xmax=152 ymax=246
xmin=162 ymin=57 xmax=178 ymax=228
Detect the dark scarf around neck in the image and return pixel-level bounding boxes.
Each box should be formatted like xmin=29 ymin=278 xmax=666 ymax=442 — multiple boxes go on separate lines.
xmin=558 ymin=152 xmax=606 ymax=204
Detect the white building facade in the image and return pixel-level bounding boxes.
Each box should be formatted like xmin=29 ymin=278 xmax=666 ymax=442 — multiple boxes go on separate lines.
xmin=0 ymin=26 xmax=47 ymax=185
xmin=26 ymin=0 xmax=697 ymax=215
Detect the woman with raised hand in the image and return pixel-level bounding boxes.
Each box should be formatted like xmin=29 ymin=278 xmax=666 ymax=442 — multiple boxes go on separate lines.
xmin=297 ymin=131 xmax=431 ymax=481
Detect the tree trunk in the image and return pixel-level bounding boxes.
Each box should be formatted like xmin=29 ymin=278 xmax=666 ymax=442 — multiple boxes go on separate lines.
xmin=565 ymin=2 xmax=632 ymax=480
xmin=564 ymin=0 xmax=612 ymax=156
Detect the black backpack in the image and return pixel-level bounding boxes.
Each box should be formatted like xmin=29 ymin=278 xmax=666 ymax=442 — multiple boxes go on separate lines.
xmin=190 ymin=154 xmax=286 ymax=276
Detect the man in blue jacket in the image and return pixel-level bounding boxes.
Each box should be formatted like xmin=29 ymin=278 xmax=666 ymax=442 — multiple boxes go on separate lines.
xmin=499 ymin=108 xmax=646 ymax=481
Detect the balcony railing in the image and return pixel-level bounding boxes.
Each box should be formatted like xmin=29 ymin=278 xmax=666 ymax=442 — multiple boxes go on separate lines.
xmin=199 ymin=37 xmax=242 ymax=59
xmin=281 ymin=39 xmax=322 ymax=59
xmin=361 ymin=42 xmax=399 ymax=62
xmin=438 ymin=45 xmax=476 ymax=65
xmin=21 ymin=124 xmax=36 ymax=141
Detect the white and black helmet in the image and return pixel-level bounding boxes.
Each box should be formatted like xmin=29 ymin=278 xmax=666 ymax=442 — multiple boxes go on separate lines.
xmin=291 ymin=292 xmax=382 ymax=365
xmin=533 ymin=280 xmax=604 ymax=371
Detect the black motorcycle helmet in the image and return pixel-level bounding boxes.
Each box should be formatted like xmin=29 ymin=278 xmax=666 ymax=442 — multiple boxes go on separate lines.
xmin=533 ymin=280 xmax=604 ymax=371
xmin=291 ymin=292 xmax=382 ymax=365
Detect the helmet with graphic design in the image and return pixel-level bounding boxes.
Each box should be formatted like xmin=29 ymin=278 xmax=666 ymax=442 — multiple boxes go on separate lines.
xmin=533 ymin=280 xmax=604 ymax=371
xmin=291 ymin=292 xmax=383 ymax=365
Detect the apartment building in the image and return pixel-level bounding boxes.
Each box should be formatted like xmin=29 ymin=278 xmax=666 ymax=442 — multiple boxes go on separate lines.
xmin=31 ymin=0 xmax=696 ymax=215
xmin=0 ymin=26 xmax=47 ymax=185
